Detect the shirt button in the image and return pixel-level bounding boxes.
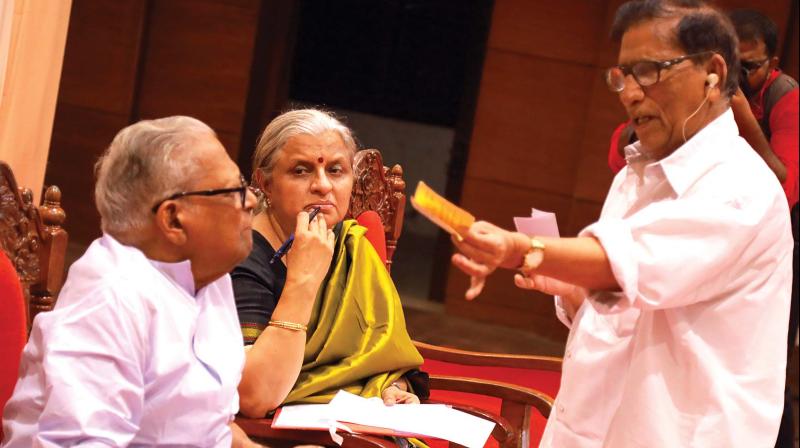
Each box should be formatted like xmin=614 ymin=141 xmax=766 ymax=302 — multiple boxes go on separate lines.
xmin=565 ymin=350 xmax=572 ymax=359
xmin=559 ymin=404 xmax=565 ymax=414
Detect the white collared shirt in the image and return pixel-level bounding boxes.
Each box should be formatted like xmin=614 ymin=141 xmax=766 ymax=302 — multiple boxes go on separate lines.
xmin=3 ymin=234 xmax=245 ymax=447
xmin=542 ymin=109 xmax=792 ymax=447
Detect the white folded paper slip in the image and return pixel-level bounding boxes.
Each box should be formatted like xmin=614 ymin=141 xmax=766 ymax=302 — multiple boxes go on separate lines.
xmin=514 ymin=208 xmax=559 ymax=237
xmin=272 ymin=390 xmax=495 ymax=448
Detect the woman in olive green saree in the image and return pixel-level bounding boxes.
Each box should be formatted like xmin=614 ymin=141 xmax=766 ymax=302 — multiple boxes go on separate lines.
xmin=232 ymin=109 xmax=426 ymax=420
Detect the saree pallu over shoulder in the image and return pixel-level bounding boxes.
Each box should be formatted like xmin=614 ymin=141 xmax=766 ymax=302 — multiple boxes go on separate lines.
xmin=283 ymin=220 xmax=423 ymax=404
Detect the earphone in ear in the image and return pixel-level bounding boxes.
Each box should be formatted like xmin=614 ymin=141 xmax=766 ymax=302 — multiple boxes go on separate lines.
xmin=706 ymin=73 xmax=719 ymax=88
xmin=683 ymin=73 xmax=720 ymax=142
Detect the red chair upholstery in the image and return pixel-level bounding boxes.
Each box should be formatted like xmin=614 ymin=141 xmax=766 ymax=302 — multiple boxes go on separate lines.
xmin=0 ymin=251 xmax=27 ymax=440
xmin=356 ymin=211 xmax=388 ymax=265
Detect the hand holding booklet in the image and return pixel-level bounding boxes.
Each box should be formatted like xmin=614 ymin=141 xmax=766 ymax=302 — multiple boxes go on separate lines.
xmin=272 ymin=390 xmax=495 ymax=448
xmin=410 ymin=181 xmax=475 ymax=241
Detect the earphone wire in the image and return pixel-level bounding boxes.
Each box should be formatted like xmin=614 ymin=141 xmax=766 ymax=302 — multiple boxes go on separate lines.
xmin=682 ymin=82 xmax=714 ymax=143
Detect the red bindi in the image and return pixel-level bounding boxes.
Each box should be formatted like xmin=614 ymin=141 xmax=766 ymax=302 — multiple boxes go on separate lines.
xmin=317 ymin=157 xmax=324 ymax=163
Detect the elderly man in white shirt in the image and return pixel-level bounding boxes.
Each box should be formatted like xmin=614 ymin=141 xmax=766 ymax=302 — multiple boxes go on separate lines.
xmin=2 ymin=116 xmax=261 ymax=447
xmin=450 ymin=1 xmax=792 ymax=447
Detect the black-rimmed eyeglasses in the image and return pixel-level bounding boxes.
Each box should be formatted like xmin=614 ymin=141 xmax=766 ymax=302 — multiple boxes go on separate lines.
xmin=605 ymin=51 xmax=712 ymax=92
xmin=741 ymin=58 xmax=768 ymax=76
xmin=151 ymin=175 xmax=248 ymax=213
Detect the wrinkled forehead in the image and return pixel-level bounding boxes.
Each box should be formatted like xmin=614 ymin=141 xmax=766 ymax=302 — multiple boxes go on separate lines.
xmin=618 ymin=17 xmax=683 ymax=64
xmin=188 ymin=137 xmax=240 ymax=184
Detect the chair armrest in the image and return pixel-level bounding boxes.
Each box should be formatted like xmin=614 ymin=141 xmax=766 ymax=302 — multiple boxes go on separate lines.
xmin=427 ymin=374 xmax=555 ymax=448
xmin=424 ymin=397 xmax=516 ymax=445
xmin=414 ymin=340 xmax=563 ymax=372
xmin=428 ymin=374 xmax=554 ymax=418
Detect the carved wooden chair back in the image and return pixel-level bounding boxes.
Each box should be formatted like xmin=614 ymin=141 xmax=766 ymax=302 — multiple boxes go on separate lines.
xmin=0 ymin=161 xmax=68 ymax=329
xmin=347 ymin=149 xmax=406 ymax=271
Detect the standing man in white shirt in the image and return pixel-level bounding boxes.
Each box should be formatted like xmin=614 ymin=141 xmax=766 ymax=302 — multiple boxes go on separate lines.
xmin=2 ymin=116 xmax=262 ymax=447
xmin=450 ymin=1 xmax=792 ymax=446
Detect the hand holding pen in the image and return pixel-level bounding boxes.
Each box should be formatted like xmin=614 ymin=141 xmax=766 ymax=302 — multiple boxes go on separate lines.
xmin=270 ymin=207 xmax=323 ymax=265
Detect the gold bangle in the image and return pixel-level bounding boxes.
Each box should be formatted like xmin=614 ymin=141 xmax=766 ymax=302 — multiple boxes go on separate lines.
xmin=268 ymin=320 xmax=308 ymax=332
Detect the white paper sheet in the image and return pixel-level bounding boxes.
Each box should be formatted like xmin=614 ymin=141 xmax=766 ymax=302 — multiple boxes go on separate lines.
xmin=272 ymin=403 xmax=334 ymax=429
xmin=514 ymin=207 xmax=559 ymax=237
xmin=274 ymin=391 xmax=495 ymax=448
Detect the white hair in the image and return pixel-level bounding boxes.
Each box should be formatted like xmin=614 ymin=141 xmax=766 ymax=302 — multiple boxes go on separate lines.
xmin=94 ymin=116 xmax=216 ymax=237
xmin=253 ymin=108 xmax=356 ymax=203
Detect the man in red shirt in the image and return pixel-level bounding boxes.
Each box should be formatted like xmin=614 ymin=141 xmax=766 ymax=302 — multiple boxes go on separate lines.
xmin=728 ymin=9 xmax=798 ymax=209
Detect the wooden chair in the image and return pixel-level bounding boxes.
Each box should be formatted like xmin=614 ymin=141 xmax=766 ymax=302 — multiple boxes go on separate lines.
xmin=0 ymin=161 xmax=67 ymax=438
xmin=236 ymin=149 xmax=562 ymax=447
xmin=0 ymin=161 xmax=68 ymax=329
xmin=347 ymin=149 xmax=406 ymax=272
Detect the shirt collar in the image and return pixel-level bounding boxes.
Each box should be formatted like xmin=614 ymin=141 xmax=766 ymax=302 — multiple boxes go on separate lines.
xmin=624 ymin=108 xmax=737 ymax=196
xmin=100 ymin=233 xmax=198 ymax=297
xmin=149 ymin=258 xmax=197 ymax=297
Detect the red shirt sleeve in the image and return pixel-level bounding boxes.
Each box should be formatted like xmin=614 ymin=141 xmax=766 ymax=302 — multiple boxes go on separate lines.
xmin=768 ymin=88 xmax=799 ymax=207
xmin=608 ymin=121 xmax=630 ymax=174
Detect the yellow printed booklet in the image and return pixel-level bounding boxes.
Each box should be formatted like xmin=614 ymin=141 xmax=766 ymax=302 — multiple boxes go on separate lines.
xmin=410 ymin=181 xmax=475 ymax=240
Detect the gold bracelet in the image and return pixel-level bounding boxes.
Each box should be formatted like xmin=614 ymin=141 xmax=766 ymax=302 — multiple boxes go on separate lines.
xmin=268 ymin=320 xmax=308 ymax=332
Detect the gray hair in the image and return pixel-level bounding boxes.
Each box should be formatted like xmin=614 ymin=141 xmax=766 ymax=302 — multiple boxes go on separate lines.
xmin=94 ymin=116 xmax=217 ymax=237
xmin=252 ymin=108 xmax=356 ymax=212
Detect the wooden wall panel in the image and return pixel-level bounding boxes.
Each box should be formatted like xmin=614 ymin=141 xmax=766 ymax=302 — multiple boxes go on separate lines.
xmin=717 ymin=1 xmax=792 ymax=47
xmin=135 ymin=0 xmax=260 ymax=157
xmin=45 ymin=0 xmax=147 ymax=245
xmin=444 ymin=1 xmax=621 ymax=342
xmin=467 ymin=51 xmax=597 ymax=196
xmin=56 ymin=0 xmax=147 ymax=113
xmin=48 ymin=105 xmax=129 ymax=243
xmin=460 ymin=178 xmax=575 ymax=239
xmin=572 ymin=75 xmax=625 ymax=203
xmin=490 ymin=0 xmax=606 ymax=64
xmin=782 ymin=3 xmax=799 ymax=81
xmin=565 ymin=199 xmax=605 ymax=238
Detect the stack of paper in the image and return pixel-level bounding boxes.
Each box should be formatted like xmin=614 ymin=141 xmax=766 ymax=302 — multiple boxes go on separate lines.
xmin=272 ymin=390 xmax=495 ymax=448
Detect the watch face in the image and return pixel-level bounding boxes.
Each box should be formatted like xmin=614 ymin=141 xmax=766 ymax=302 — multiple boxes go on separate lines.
xmin=519 ymin=238 xmax=545 ymax=273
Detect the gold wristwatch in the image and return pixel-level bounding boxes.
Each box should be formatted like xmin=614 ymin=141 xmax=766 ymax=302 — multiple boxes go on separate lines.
xmin=518 ymin=237 xmax=546 ymax=275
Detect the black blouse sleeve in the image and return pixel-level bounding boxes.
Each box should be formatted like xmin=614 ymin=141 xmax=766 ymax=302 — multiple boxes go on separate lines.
xmin=231 ymin=230 xmax=287 ymax=345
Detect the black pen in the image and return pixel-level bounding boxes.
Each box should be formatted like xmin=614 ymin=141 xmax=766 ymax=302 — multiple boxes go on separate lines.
xmin=269 ymin=207 xmax=322 ymax=265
